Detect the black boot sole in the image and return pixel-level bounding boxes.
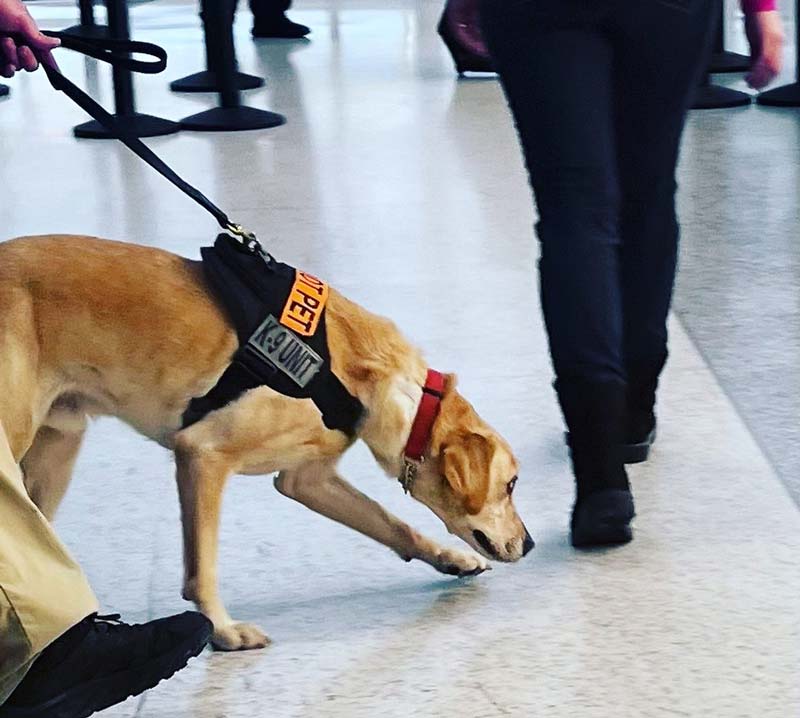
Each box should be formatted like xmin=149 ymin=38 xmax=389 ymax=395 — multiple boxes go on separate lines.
xmin=571 ymin=489 xmax=635 ymax=548
xmin=0 ymin=619 xmax=212 ymax=718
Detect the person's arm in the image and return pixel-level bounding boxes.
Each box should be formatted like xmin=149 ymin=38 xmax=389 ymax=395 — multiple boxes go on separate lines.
xmin=0 ymin=0 xmax=59 ymax=78
xmin=741 ymin=0 xmax=783 ymax=89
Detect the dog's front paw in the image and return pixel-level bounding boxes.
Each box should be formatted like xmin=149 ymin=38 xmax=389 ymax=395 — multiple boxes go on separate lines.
xmin=212 ymin=622 xmax=271 ymax=651
xmin=433 ymin=547 xmax=491 ymax=577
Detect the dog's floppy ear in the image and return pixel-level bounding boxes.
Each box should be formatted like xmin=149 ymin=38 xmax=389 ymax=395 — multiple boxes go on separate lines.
xmin=441 ymin=432 xmax=492 ymax=514
xmin=431 ymin=373 xmax=492 ymax=512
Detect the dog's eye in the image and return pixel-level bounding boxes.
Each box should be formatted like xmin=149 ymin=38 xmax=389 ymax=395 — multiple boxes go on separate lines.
xmin=507 ymin=476 xmax=517 ymax=496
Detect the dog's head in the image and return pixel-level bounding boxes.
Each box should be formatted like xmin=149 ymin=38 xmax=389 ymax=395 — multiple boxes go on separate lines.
xmin=411 ymin=375 xmax=533 ymax=562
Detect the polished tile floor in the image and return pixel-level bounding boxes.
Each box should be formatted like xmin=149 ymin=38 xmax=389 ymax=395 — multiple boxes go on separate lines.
xmin=676 ymin=0 xmax=800 ymax=507
xmin=1 ymin=1 xmax=799 ymax=716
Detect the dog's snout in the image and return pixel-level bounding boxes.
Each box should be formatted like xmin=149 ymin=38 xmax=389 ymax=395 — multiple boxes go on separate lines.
xmin=522 ymin=529 xmax=535 ymax=556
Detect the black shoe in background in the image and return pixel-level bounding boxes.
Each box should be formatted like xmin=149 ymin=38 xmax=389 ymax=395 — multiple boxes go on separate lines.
xmin=0 ymin=612 xmax=212 ymax=718
xmin=252 ymin=14 xmax=310 ymax=38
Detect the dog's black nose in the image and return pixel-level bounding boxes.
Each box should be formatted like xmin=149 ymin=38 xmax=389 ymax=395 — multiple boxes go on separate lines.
xmin=522 ymin=529 xmax=535 ymax=556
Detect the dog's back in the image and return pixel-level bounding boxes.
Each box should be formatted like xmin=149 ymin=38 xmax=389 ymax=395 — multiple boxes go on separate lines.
xmin=0 ymin=235 xmax=238 ymax=457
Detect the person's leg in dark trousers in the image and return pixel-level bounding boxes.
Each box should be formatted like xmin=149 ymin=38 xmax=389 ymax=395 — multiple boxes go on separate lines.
xmin=249 ymin=0 xmax=309 ymax=38
xmin=481 ymin=2 xmax=633 ymax=546
xmin=613 ymin=0 xmax=716 ymax=462
xmin=481 ymin=0 xmax=716 ymax=545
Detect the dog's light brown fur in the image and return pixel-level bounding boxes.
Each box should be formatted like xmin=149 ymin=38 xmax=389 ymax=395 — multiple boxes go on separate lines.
xmin=0 ymin=235 xmax=529 ymax=650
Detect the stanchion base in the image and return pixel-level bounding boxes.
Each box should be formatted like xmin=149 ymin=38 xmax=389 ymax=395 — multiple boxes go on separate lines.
xmin=170 ymin=70 xmax=265 ymax=93
xmin=0 ymin=84 xmax=9 ymax=97
xmin=692 ymin=83 xmax=751 ymax=109
xmin=708 ymin=50 xmax=750 ymax=74
xmin=74 ymin=113 xmax=180 ymax=139
xmin=60 ymin=23 xmax=109 ymax=39
xmin=756 ymin=82 xmax=800 ymax=107
xmin=179 ymin=105 xmax=285 ymax=132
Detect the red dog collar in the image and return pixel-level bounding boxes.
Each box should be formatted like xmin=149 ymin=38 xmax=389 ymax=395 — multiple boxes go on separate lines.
xmin=400 ymin=369 xmax=445 ymax=493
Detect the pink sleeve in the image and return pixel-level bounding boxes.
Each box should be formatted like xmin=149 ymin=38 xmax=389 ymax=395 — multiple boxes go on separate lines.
xmin=741 ymin=0 xmax=777 ymax=12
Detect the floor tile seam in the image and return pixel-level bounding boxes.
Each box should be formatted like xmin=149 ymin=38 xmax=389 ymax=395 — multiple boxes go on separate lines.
xmin=672 ymin=309 xmax=800 ymax=511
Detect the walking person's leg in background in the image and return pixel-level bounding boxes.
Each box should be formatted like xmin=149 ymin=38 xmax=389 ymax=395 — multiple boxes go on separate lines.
xmin=249 ymin=0 xmax=310 ymax=39
xmin=480 ymin=0 xmax=716 ymax=546
xmin=0 ymin=421 xmax=211 ymax=718
xmin=613 ymin=0 xmax=716 ymax=463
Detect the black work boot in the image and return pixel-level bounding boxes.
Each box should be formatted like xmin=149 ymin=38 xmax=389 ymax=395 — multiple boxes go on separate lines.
xmin=624 ymin=353 xmax=667 ymax=464
xmin=0 ymin=612 xmax=212 ymax=718
xmin=556 ymin=378 xmax=635 ymax=548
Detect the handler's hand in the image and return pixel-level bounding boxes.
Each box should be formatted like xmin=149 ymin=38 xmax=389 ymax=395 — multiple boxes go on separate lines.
xmin=0 ymin=0 xmax=59 ymax=77
xmin=744 ymin=10 xmax=784 ymax=89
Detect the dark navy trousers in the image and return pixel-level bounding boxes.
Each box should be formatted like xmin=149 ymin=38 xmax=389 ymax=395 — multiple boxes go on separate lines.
xmin=481 ymin=0 xmax=716 ymax=384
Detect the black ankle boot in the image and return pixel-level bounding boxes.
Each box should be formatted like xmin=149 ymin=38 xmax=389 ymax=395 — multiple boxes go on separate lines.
xmin=0 ymin=612 xmax=211 ymax=718
xmin=624 ymin=353 xmax=667 ymax=464
xmin=556 ymin=378 xmax=635 ymax=547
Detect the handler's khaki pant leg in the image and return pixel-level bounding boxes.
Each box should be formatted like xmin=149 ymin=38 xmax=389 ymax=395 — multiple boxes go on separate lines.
xmin=0 ymin=421 xmax=98 ymax=704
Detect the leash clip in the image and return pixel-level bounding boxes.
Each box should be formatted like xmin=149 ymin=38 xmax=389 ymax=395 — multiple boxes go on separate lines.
xmin=226 ymin=222 xmax=272 ymax=261
xmin=226 ymin=221 xmax=257 ymax=245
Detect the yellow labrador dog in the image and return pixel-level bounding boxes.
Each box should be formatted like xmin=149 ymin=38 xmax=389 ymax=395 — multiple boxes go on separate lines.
xmin=0 ymin=235 xmax=532 ymax=650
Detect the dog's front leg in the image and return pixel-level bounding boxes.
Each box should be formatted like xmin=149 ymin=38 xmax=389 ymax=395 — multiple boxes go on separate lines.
xmin=174 ymin=437 xmax=270 ymax=651
xmin=275 ymin=462 xmax=489 ymax=577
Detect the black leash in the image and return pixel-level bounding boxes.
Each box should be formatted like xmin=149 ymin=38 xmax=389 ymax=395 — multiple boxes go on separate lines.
xmin=37 ymin=30 xmax=264 ymax=251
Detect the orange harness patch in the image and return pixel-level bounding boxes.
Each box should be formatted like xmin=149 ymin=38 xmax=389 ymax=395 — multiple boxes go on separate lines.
xmin=279 ymin=271 xmax=329 ymax=337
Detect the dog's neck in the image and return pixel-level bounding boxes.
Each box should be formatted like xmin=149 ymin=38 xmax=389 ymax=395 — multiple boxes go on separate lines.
xmin=359 ymin=372 xmax=426 ymax=479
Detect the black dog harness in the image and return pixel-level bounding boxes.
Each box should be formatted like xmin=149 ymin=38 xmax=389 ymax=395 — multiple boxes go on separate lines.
xmin=182 ymin=235 xmax=364 ymax=435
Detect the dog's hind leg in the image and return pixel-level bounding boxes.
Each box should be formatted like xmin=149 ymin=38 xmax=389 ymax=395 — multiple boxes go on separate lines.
xmin=275 ymin=462 xmax=490 ymax=577
xmin=22 ymin=403 xmax=87 ymax=521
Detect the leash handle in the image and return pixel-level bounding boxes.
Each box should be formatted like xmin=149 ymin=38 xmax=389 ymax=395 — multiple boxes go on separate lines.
xmin=42 ymin=31 xmax=167 ymax=74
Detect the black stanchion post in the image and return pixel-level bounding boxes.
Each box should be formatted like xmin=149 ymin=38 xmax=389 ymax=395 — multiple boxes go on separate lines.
xmin=79 ymin=0 xmax=95 ymax=26
xmin=757 ymin=0 xmax=800 ymax=106
xmin=73 ymin=0 xmax=180 ymax=138
xmin=62 ymin=0 xmax=108 ymax=40
xmin=170 ymin=0 xmax=264 ymax=93
xmin=107 ymin=0 xmax=134 ymax=115
xmin=179 ymin=0 xmax=284 ymax=131
xmin=709 ymin=0 xmax=750 ymax=73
